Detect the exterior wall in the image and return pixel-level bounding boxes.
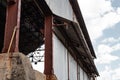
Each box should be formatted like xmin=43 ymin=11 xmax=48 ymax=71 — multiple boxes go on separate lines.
xmin=84 ymin=71 xmax=89 ymax=80
xmin=69 ymin=53 xmax=77 ymax=80
xmin=53 ymin=34 xmax=68 ymax=80
xmin=53 ymin=34 xmax=91 ymax=80
xmin=45 ymin=0 xmax=77 ymax=22
xmin=80 ymin=66 xmax=84 ymax=80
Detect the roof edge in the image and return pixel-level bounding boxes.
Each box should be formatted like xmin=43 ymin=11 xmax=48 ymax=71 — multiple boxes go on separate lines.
xmin=69 ymin=0 xmax=99 ymax=76
xmin=69 ymin=0 xmax=97 ymax=58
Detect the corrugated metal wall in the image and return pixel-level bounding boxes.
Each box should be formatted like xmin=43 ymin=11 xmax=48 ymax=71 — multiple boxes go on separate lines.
xmin=69 ymin=53 xmax=77 ymax=80
xmin=53 ymin=34 xmax=91 ymax=80
xmin=45 ymin=0 xmax=77 ymax=22
xmin=49 ymin=0 xmax=91 ymax=79
xmin=53 ymin=34 xmax=68 ymax=80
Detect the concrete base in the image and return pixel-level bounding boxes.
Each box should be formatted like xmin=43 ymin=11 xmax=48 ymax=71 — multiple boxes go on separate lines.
xmin=35 ymin=70 xmax=46 ymax=80
xmin=0 ymin=52 xmax=46 ymax=80
xmin=46 ymin=74 xmax=57 ymax=80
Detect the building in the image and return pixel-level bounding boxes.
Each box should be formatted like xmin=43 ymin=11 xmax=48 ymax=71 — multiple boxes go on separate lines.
xmin=0 ymin=0 xmax=99 ymax=80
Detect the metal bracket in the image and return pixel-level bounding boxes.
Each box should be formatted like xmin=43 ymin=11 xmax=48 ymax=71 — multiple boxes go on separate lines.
xmin=53 ymin=23 xmax=67 ymax=27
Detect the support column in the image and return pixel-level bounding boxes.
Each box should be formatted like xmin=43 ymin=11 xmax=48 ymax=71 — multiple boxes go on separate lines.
xmin=44 ymin=16 xmax=57 ymax=80
xmin=2 ymin=0 xmax=21 ymax=53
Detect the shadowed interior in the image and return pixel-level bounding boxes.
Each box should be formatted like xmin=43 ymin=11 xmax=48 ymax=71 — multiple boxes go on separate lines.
xmin=0 ymin=0 xmax=45 ymax=55
xmin=0 ymin=0 xmax=6 ymax=52
xmin=19 ymin=0 xmax=45 ymax=55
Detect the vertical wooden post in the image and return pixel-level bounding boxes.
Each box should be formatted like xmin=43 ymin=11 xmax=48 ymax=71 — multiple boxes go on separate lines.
xmin=44 ymin=16 xmax=55 ymax=80
xmin=2 ymin=0 xmax=21 ymax=53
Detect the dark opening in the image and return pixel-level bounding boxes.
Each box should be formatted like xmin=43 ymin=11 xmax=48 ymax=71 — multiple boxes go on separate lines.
xmin=19 ymin=0 xmax=45 ymax=55
xmin=0 ymin=0 xmax=6 ymax=52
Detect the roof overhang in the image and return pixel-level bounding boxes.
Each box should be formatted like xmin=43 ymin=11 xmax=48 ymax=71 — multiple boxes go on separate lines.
xmin=69 ymin=0 xmax=97 ymax=58
xmin=34 ymin=0 xmax=99 ymax=76
xmin=53 ymin=15 xmax=99 ymax=76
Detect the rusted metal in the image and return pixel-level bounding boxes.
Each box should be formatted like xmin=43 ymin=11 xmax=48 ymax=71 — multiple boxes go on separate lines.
xmin=2 ymin=0 xmax=21 ymax=53
xmin=67 ymin=52 xmax=70 ymax=80
xmin=7 ymin=0 xmax=16 ymax=5
xmin=15 ymin=0 xmax=21 ymax=52
xmin=44 ymin=16 xmax=53 ymax=75
xmin=53 ymin=23 xmax=67 ymax=27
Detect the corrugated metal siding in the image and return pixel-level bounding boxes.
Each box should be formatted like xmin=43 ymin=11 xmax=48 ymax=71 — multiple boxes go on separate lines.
xmin=45 ymin=0 xmax=75 ymax=21
xmin=80 ymin=66 xmax=84 ymax=80
xmin=69 ymin=54 xmax=77 ymax=80
xmin=53 ymin=34 xmax=91 ymax=80
xmin=53 ymin=34 xmax=68 ymax=80
xmin=84 ymin=71 xmax=89 ymax=80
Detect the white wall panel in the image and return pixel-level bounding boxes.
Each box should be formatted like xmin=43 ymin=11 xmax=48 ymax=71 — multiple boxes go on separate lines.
xmin=53 ymin=34 xmax=68 ymax=80
xmin=52 ymin=34 xmax=90 ymax=80
xmin=80 ymin=66 xmax=84 ymax=80
xmin=84 ymin=71 xmax=88 ymax=80
xmin=69 ymin=54 xmax=77 ymax=80
xmin=45 ymin=0 xmax=74 ymax=21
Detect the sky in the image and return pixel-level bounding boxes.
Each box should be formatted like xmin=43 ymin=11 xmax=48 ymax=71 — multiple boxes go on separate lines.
xmin=78 ymin=0 xmax=120 ymax=80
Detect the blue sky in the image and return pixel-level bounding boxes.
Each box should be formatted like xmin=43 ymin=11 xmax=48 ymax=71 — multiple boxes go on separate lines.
xmin=78 ymin=0 xmax=120 ymax=80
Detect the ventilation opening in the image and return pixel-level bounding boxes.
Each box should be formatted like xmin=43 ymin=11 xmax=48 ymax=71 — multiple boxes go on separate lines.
xmin=0 ymin=0 xmax=6 ymax=52
xmin=19 ymin=0 xmax=45 ymax=55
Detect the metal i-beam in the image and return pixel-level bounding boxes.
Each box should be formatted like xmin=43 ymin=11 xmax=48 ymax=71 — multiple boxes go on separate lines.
xmin=44 ymin=16 xmax=58 ymax=80
xmin=2 ymin=0 xmax=21 ymax=53
xmin=44 ymin=16 xmax=53 ymax=75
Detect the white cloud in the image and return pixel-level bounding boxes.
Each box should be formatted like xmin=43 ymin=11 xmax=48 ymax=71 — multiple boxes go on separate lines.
xmin=112 ymin=43 xmax=120 ymax=51
xmin=102 ymin=37 xmax=120 ymax=43
xmin=112 ymin=67 xmax=120 ymax=80
xmin=78 ymin=0 xmax=113 ymax=19
xmin=97 ymin=66 xmax=113 ymax=80
xmin=95 ymin=53 xmax=118 ymax=64
xmin=78 ymin=0 xmax=120 ymax=41
xmin=97 ymin=44 xmax=112 ymax=54
xmin=78 ymin=0 xmax=120 ymax=80
xmin=97 ymin=66 xmax=120 ymax=80
xmin=117 ymin=7 xmax=120 ymax=14
xmin=95 ymin=44 xmax=120 ymax=64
